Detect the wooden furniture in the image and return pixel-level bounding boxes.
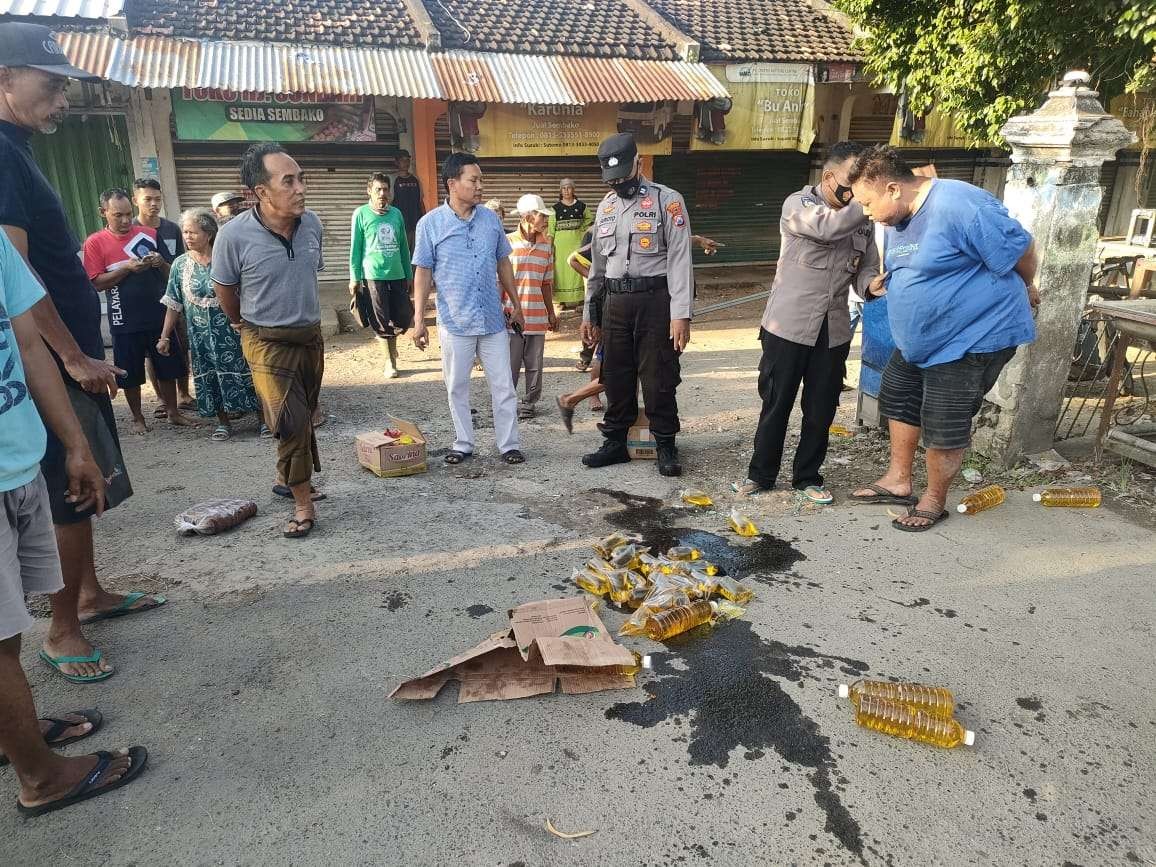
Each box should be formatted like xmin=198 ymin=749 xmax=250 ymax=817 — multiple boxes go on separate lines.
xmin=1091 ymin=299 xmax=1156 ymax=467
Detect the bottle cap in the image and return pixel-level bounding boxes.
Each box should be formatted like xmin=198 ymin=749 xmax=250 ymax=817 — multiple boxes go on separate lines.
xmin=1032 ymin=493 xmax=1042 ymax=502
xmin=956 ymin=504 xmax=968 ymax=513
xmin=837 ymin=684 xmax=850 ymax=699
xmin=963 ymin=730 xmax=976 ymax=746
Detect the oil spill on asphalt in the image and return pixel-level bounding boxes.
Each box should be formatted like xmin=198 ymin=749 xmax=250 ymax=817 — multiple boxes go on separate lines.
xmin=381 ymin=591 xmax=410 ymax=611
xmin=590 ymin=489 xmax=807 ymax=583
xmin=606 ymin=620 xmax=873 ymax=862
xmin=1017 ymin=696 xmax=1043 ymax=712
xmin=465 ymin=604 xmax=495 ymax=619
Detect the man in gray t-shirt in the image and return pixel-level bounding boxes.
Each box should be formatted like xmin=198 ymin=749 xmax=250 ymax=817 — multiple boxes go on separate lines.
xmin=211 ymin=143 xmax=325 ymax=539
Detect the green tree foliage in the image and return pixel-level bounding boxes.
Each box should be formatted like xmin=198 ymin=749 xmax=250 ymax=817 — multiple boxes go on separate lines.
xmin=833 ymin=0 xmax=1156 ymax=143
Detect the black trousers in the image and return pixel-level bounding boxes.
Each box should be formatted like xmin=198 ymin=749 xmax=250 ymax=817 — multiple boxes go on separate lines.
xmin=599 ymin=288 xmax=681 ymax=442
xmin=366 ymin=279 xmax=414 ymax=338
xmin=747 ymin=322 xmax=850 ymax=489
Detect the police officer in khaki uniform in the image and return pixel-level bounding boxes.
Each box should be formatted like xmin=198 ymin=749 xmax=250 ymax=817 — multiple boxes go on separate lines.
xmin=580 ymin=133 xmax=694 ymax=477
xmin=733 ymin=141 xmax=881 ymax=502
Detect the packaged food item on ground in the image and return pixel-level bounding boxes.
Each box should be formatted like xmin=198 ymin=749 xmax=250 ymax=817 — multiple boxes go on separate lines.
xmin=728 ymin=508 xmax=759 ymax=537
xmin=594 ymin=531 xmax=643 ymax=558
xmin=175 ymin=499 xmax=257 ymax=536
xmin=680 ymin=489 xmax=714 ymax=507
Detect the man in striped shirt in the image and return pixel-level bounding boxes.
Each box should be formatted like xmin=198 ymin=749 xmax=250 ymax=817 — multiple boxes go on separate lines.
xmin=505 ymin=194 xmax=558 ymax=420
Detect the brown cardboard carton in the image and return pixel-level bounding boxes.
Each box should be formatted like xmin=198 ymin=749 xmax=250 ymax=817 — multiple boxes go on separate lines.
xmin=390 ymin=597 xmax=638 ymax=703
xmin=356 ymin=417 xmax=427 ymax=477
xmin=628 ymin=411 xmax=657 ymax=459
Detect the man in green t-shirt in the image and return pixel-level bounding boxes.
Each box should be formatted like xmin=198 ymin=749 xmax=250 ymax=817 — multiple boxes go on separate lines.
xmin=349 ymin=173 xmax=414 ymax=379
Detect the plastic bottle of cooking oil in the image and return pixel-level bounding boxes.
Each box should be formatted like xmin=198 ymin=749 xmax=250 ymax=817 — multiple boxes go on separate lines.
xmin=838 ymin=679 xmax=955 ymax=719
xmin=608 ymin=569 xmax=637 ymax=605
xmin=853 ymin=695 xmax=975 ymax=748
xmin=594 ymin=531 xmax=642 ymax=558
xmin=698 ymin=561 xmax=720 ymax=576
xmin=829 ymin=424 xmax=853 ymax=437
xmin=609 ymin=543 xmax=646 ymax=570
xmin=1032 ymin=487 xmax=1102 ymax=508
xmin=585 ymin=558 xmax=614 ymax=578
xmin=644 ymin=601 xmax=716 ymax=640
xmin=728 ymin=507 xmax=759 ymax=537
xmin=572 ymin=567 xmax=607 ymax=596
xmin=666 ymin=546 xmax=702 ymax=562
xmin=715 ymin=575 xmax=754 ymax=605
xmin=956 ymin=484 xmax=1005 ymax=515
xmin=681 ymin=489 xmax=714 ymax=507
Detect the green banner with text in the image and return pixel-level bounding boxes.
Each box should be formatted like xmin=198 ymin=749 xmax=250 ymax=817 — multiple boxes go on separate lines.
xmin=172 ymin=89 xmax=375 ymax=143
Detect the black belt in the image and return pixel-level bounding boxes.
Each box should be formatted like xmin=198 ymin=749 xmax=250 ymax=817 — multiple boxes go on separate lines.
xmin=605 ymin=276 xmax=668 ymax=294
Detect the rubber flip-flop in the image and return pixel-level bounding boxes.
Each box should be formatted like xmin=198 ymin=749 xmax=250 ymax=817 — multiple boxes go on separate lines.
xmin=283 ymin=517 xmax=315 ymax=539
xmin=892 ymin=507 xmax=950 ymax=533
xmin=848 ymin=483 xmax=918 ymax=506
xmin=800 ymin=486 xmax=834 ymax=505
xmin=79 ymin=592 xmax=167 ymax=625
xmin=153 ymin=407 xmax=167 ymax=419
xmin=211 ymin=425 xmax=231 ymax=441
xmin=272 ymin=484 xmax=327 ymax=502
xmin=444 ymin=450 xmax=471 ymax=465
xmin=502 ymin=450 xmax=526 ymax=465
xmin=259 ymin=424 xmax=274 ymax=439
xmin=17 ymin=747 xmax=148 ymax=818
xmin=38 ymin=649 xmax=114 ymax=684
xmin=556 ymin=397 xmax=575 ymax=434
xmin=0 ymin=709 xmax=103 ymax=767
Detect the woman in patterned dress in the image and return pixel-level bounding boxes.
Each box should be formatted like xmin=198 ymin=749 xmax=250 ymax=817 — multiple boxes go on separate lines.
xmin=156 ymin=208 xmax=260 ymax=440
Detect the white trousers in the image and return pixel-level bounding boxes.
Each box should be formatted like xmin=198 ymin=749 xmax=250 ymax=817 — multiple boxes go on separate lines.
xmin=439 ymin=327 xmax=521 ymax=455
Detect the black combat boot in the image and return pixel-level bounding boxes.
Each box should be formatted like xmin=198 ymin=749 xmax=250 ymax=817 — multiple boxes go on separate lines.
xmin=656 ymin=440 xmax=682 ymax=477
xmin=582 ymin=439 xmax=631 ymax=468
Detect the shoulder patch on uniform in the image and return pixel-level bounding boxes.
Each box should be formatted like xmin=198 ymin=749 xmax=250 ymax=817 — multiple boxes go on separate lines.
xmin=674 ymin=215 xmax=686 ymax=228
xmin=665 ymin=201 xmax=683 ymax=218
xmin=800 ymin=196 xmax=817 ymax=207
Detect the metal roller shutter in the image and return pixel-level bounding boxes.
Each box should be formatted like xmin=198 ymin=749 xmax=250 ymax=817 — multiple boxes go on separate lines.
xmin=654 ymin=151 xmax=811 ymax=264
xmin=174 ymin=145 xmax=400 ymax=284
xmin=893 ymin=148 xmax=979 ymax=182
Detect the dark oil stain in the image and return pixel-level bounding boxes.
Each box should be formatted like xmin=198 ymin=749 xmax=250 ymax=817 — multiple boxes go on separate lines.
xmin=562 ymin=748 xmax=579 ymax=761
xmin=590 ymin=488 xmax=806 ymax=582
xmin=1035 ymin=812 xmax=1048 ymax=822
xmin=889 ymin=597 xmax=931 ymax=608
xmin=1017 ymin=696 xmax=1043 ymax=712
xmin=381 ymin=590 xmax=410 ymax=611
xmin=550 ymin=583 xmax=569 ymax=591
xmin=1027 ymin=605 xmax=1036 ymax=614
xmin=440 ymin=745 xmax=456 ymax=759
xmin=605 ymin=620 xmax=871 ymax=862
xmin=933 ymin=608 xmax=958 ymax=619
xmin=465 ymin=604 xmax=495 ymax=618
xmin=1023 ymin=787 xmax=1037 ymax=804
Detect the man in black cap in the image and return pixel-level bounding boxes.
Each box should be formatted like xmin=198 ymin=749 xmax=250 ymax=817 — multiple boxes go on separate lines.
xmin=580 ymin=132 xmax=694 ymax=476
xmin=1 ymin=23 xmax=167 ymax=683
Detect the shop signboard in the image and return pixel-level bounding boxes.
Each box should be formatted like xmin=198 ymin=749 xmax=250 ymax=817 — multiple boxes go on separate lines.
xmin=454 ymin=102 xmax=674 ymax=157
xmin=171 ymin=89 xmax=375 ymax=142
xmin=690 ymin=63 xmax=814 ymax=153
xmin=1110 ymin=93 xmax=1156 ymax=148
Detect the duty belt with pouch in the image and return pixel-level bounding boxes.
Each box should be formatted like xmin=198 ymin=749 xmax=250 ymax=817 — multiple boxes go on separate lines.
xmin=605 ymin=275 xmax=669 ymax=294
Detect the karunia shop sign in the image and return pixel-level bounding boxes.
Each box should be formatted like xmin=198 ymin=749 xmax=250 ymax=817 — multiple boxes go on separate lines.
xmin=172 ymin=89 xmax=375 ymax=142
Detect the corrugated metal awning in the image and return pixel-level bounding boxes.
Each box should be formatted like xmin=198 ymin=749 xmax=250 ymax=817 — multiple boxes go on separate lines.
xmin=57 ymin=31 xmax=730 ymax=103
xmin=0 ymin=0 xmax=121 ymax=16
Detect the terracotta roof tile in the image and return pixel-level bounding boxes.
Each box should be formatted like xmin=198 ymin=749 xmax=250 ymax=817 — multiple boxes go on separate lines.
xmin=422 ymin=0 xmax=678 ymax=61
xmin=646 ymin=0 xmax=858 ymax=63
xmin=126 ymin=0 xmax=424 ymax=47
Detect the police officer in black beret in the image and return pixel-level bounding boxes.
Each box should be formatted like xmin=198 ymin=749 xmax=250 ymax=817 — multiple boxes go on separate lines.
xmin=580 ymin=133 xmax=694 ymax=477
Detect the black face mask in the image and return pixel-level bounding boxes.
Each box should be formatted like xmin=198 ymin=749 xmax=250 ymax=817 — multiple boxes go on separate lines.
xmin=609 ymin=176 xmax=642 ymax=199
xmin=827 ymin=176 xmax=854 ymax=206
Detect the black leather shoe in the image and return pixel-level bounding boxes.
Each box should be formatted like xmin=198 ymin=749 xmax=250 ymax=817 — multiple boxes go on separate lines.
xmin=656 ymin=443 xmax=682 ymax=477
xmin=582 ymin=439 xmax=631 ymax=468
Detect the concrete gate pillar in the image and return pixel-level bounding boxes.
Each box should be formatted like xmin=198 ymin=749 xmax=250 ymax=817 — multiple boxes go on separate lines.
xmin=973 ymin=71 xmax=1136 ymax=465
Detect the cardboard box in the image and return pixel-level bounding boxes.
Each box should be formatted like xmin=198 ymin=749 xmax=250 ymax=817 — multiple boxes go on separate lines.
xmin=355 ymin=417 xmax=427 ymax=478
xmin=391 ymin=597 xmax=639 ymax=703
xmin=628 ymin=411 xmax=657 ymax=459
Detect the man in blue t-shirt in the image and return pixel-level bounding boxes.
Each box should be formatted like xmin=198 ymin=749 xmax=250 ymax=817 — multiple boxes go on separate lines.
xmin=0 ymin=228 xmax=149 ymax=814
xmin=847 ymin=145 xmax=1038 ymax=532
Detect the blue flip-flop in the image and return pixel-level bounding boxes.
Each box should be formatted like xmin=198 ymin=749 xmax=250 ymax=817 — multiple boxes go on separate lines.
xmin=800 ymin=486 xmax=834 ymax=505
xmin=79 ymin=592 xmax=167 ymax=625
xmin=38 ymin=649 xmax=114 ymax=684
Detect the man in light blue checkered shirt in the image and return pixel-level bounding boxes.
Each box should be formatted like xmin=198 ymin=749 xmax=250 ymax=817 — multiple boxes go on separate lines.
xmin=412 ymin=153 xmax=526 ymax=466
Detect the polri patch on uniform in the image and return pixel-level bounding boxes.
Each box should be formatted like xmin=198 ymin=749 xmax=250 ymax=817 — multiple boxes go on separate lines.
xmin=634 ymin=220 xmax=654 ymax=232
xmin=640 ymin=198 xmax=654 ymax=209
xmin=639 ymin=236 xmax=653 ymax=249
xmin=666 ymin=201 xmax=683 ymax=218
xmin=603 ymin=205 xmax=615 ymax=214
xmin=674 ymin=215 xmax=686 ymax=228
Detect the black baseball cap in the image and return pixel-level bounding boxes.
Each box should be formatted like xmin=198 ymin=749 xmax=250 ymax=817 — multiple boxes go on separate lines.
xmin=598 ymin=132 xmax=638 ymax=182
xmin=0 ymin=23 xmax=99 ymax=80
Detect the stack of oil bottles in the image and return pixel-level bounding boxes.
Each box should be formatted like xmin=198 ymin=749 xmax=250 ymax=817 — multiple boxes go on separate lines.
xmin=838 ymin=679 xmax=976 ymax=749
xmin=572 ymin=526 xmax=754 ymax=642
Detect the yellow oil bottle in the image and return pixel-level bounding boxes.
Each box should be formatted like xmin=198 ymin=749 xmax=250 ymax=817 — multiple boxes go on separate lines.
xmin=838 ymin=679 xmax=955 ymax=719
xmin=956 ymin=484 xmax=1005 ymax=515
xmin=829 ymin=424 xmax=853 ymax=437
xmin=644 ymin=601 xmax=716 ymax=641
xmin=666 ymin=546 xmax=702 ymax=562
xmin=681 ymin=489 xmax=714 ymax=507
xmin=853 ymin=695 xmax=974 ymax=748
xmin=728 ymin=508 xmax=759 ymax=537
xmin=594 ymin=531 xmax=641 ymax=558
xmin=609 ymin=543 xmax=646 ymax=570
xmin=571 ymin=567 xmax=607 ymax=596
xmin=1032 ymin=487 xmax=1102 ymax=508
xmin=715 ymin=575 xmax=753 ymax=605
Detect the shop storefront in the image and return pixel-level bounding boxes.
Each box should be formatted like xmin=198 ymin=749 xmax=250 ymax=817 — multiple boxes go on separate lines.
xmin=169 ymin=89 xmax=407 ymax=280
